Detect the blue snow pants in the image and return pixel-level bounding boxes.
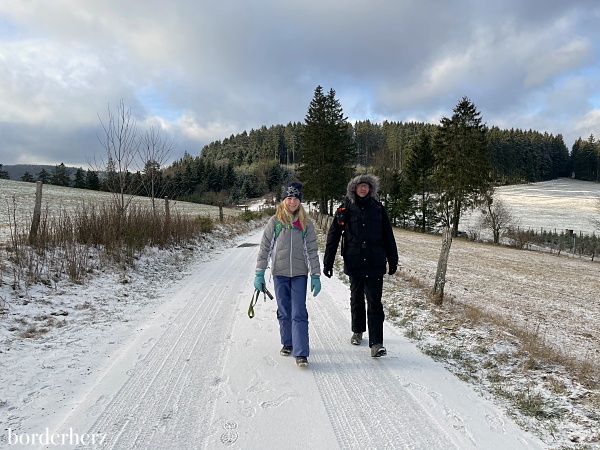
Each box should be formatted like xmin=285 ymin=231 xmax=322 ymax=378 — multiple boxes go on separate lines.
xmin=273 ymin=275 xmax=309 ymax=357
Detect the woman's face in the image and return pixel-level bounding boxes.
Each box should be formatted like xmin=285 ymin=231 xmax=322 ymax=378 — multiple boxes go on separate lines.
xmin=285 ymin=196 xmax=300 ymax=213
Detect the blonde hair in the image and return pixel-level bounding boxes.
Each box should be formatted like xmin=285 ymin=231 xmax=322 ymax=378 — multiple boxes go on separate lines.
xmin=275 ymin=199 xmax=308 ymax=229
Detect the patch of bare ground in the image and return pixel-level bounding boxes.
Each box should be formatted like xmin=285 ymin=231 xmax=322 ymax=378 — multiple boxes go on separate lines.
xmin=383 ymin=228 xmax=599 ymax=448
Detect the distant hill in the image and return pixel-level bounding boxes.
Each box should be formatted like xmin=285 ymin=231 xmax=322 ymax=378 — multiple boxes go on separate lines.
xmin=1 ymin=164 xmax=82 ymax=181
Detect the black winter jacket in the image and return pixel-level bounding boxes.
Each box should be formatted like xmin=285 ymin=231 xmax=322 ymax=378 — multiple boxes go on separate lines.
xmin=323 ymin=194 xmax=398 ymax=277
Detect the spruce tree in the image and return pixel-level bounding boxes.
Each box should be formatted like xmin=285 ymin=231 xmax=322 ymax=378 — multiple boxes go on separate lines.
xmin=21 ymin=171 xmax=35 ymax=182
xmin=51 ymin=163 xmax=71 ymax=186
xmin=405 ymin=127 xmax=436 ymax=231
xmin=73 ymin=168 xmax=87 ymax=189
xmin=86 ymin=169 xmax=100 ymax=190
xmin=297 ymin=86 xmax=356 ymax=214
xmin=431 ymin=96 xmax=491 ymax=303
xmin=433 ymin=96 xmax=491 ymax=236
xmin=37 ymin=168 xmax=51 ymax=184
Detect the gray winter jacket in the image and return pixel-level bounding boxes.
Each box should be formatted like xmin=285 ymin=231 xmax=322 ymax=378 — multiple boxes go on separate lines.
xmin=256 ymin=216 xmax=321 ymax=277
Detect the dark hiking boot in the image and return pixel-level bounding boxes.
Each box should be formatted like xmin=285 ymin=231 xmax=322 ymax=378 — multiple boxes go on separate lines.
xmin=371 ymin=344 xmax=387 ymax=357
xmin=350 ymin=332 xmax=363 ymax=345
xmin=295 ymin=356 xmax=309 ymax=367
xmin=280 ymin=346 xmax=293 ymax=356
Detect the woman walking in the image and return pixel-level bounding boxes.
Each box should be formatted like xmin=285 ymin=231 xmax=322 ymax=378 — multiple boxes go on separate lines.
xmin=254 ymin=182 xmax=321 ymax=367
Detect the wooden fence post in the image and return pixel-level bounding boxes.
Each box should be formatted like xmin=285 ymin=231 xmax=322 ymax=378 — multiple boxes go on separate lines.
xmin=29 ymin=181 xmax=43 ymax=243
xmin=164 ymin=197 xmax=171 ymax=236
xmin=164 ymin=197 xmax=170 ymax=223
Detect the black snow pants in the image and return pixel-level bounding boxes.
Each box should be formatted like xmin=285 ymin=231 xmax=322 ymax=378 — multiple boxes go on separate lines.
xmin=349 ymin=275 xmax=384 ymax=347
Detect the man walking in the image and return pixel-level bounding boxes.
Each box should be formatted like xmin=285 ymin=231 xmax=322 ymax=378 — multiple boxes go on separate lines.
xmin=323 ymin=174 xmax=398 ymax=357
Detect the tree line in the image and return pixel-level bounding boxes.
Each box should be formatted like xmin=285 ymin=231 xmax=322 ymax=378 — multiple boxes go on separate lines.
xmin=3 ymin=90 xmax=599 ymax=221
xmin=3 ymin=88 xmax=599 ymax=303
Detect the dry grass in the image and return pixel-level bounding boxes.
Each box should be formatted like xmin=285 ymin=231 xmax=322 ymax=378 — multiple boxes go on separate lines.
xmin=0 ymin=191 xmax=271 ymax=302
xmin=2 ymin=202 xmax=216 ymax=292
xmin=393 ymin=228 xmax=600 ymax=375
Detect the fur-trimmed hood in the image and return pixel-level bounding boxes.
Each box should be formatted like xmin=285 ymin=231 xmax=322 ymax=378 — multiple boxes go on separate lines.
xmin=346 ymin=173 xmax=379 ymax=204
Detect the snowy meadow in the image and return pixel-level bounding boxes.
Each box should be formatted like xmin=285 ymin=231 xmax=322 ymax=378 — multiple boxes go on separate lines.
xmin=460 ymin=178 xmax=599 ymax=237
xmin=0 ymin=179 xmax=241 ymax=243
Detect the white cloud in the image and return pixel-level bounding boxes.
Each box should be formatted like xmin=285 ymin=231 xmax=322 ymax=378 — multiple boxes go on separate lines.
xmin=524 ymin=38 xmax=590 ymax=88
xmin=575 ymin=109 xmax=600 ymax=142
xmin=0 ymin=0 xmax=599 ymax=165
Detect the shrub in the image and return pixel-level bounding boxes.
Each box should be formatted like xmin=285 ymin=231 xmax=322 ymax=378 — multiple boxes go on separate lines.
xmin=197 ymin=216 xmax=213 ymax=233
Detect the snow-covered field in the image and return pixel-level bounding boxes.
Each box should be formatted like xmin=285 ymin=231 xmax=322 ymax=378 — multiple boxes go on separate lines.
xmin=0 ymin=179 xmax=241 ymax=242
xmin=0 ymin=177 xmax=599 ymax=449
xmin=461 ymin=178 xmax=599 ymax=236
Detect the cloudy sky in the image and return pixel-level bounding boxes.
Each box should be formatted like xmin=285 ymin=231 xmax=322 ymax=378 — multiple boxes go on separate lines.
xmin=1 ymin=1 xmax=599 ymax=169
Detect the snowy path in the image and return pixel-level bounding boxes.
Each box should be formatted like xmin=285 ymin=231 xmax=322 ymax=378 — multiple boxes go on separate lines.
xmin=48 ymin=229 xmax=545 ymax=450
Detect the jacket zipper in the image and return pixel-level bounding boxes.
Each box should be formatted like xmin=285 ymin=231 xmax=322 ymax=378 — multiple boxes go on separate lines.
xmin=289 ymin=230 xmax=294 ymax=277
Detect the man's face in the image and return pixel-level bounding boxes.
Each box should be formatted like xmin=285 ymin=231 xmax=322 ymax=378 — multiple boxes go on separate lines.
xmin=356 ymin=182 xmax=370 ymax=198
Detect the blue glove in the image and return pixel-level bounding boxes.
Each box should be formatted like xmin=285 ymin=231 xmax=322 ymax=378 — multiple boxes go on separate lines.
xmin=254 ymin=270 xmax=265 ymax=291
xmin=310 ymin=275 xmax=321 ymax=297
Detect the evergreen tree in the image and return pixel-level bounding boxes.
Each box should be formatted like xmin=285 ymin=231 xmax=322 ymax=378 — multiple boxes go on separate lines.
xmin=37 ymin=168 xmax=51 ymax=184
xmin=73 ymin=168 xmax=87 ymax=189
xmin=431 ymin=97 xmax=491 ymax=303
xmin=385 ymin=171 xmax=412 ymax=228
xmin=101 ymin=157 xmax=118 ymax=192
xmin=405 ymin=127 xmax=436 ymax=231
xmin=223 ymin=162 xmax=237 ymax=190
xmin=205 ymin=159 xmax=221 ymax=192
xmin=551 ymin=134 xmax=571 ymax=178
xmin=21 ymin=171 xmax=35 ymax=182
xmin=142 ymin=160 xmax=162 ymax=199
xmin=297 ymin=86 xmax=356 ymax=213
xmin=0 ymin=164 xmax=9 ymax=179
xmin=51 ymin=163 xmax=71 ymax=187
xmin=571 ymin=136 xmax=597 ymax=181
xmin=86 ymin=169 xmax=100 ymax=190
xmin=433 ymin=96 xmax=491 ymax=236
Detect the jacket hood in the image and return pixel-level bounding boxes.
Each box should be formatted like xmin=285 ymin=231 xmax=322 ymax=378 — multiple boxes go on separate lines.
xmin=346 ymin=173 xmax=379 ymax=203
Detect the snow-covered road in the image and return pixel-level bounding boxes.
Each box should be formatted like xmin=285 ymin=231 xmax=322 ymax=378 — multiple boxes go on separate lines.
xmin=31 ymin=228 xmax=544 ymax=450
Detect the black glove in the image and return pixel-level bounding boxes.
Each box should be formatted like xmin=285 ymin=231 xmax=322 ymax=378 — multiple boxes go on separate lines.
xmin=324 ymin=267 xmax=333 ymax=278
xmin=388 ymin=266 xmax=397 ymax=275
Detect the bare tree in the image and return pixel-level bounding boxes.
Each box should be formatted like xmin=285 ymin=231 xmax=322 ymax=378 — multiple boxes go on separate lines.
xmin=478 ymin=191 xmax=515 ymax=244
xmin=93 ymin=99 xmax=141 ymax=214
xmin=139 ymin=126 xmax=175 ymax=214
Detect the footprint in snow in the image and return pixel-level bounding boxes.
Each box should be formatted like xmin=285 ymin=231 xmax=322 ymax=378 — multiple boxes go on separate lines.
xmin=263 ymin=356 xmax=276 ymax=367
xmin=485 ymin=413 xmax=506 ymax=433
xmin=239 ymin=406 xmax=256 ymax=418
xmin=260 ymin=392 xmax=298 ymax=409
xmin=220 ymin=420 xmax=239 ymax=445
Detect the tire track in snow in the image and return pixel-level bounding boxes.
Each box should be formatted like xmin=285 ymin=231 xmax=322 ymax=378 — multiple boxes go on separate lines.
xmin=309 ymin=292 xmax=462 ymax=449
xmin=73 ymin=245 xmax=254 ymax=450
